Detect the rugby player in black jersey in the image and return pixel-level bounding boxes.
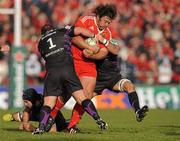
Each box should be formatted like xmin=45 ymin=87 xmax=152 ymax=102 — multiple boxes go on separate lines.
xmin=85 ymin=40 xmax=149 ymax=121
xmin=33 ymin=24 xmax=107 ymax=134
xmin=65 ymin=37 xmax=149 ymax=132
xmin=3 ymin=88 xmax=68 ymax=132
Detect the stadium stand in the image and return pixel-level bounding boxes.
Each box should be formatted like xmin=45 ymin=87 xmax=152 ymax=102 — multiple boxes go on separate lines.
xmin=0 ymin=0 xmax=179 ymax=85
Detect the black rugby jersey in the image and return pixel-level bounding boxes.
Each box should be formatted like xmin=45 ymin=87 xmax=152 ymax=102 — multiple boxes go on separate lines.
xmin=38 ymin=26 xmax=75 ymax=69
xmin=30 ymin=94 xmax=44 ymax=120
xmin=96 ymin=53 xmax=119 ymax=74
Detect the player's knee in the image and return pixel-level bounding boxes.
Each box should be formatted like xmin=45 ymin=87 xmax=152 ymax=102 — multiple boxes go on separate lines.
xmin=84 ymin=91 xmax=93 ymax=99
xmin=118 ymin=79 xmax=135 ymax=92
xmin=44 ymin=97 xmax=57 ymax=109
xmin=124 ymin=81 xmax=135 ymax=93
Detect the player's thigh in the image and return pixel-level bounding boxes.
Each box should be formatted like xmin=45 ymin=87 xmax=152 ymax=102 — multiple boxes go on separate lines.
xmin=109 ymin=74 xmax=123 ymax=91
xmin=96 ymin=72 xmax=121 ymax=92
xmin=79 ymin=76 xmax=96 ymax=99
xmin=63 ymin=66 xmax=84 ymax=98
xmin=43 ymin=69 xmax=62 ymax=97
xmin=60 ymin=87 xmax=72 ymax=103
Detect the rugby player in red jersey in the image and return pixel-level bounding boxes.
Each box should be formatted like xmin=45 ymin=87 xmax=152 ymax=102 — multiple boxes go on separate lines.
xmin=67 ymin=4 xmax=117 ymax=131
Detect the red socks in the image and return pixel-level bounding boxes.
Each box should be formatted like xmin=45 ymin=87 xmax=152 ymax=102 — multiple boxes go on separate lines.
xmin=50 ymin=97 xmax=64 ymax=119
xmin=67 ymin=103 xmax=85 ymax=129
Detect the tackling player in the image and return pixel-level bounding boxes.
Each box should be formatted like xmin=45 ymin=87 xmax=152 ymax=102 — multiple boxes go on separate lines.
xmin=33 ymin=24 xmax=107 ymax=134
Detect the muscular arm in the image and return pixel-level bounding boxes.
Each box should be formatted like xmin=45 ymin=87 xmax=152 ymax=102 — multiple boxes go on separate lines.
xmin=72 ymin=36 xmax=91 ymax=50
xmin=106 ymin=42 xmax=120 ymax=55
xmin=72 ymin=36 xmax=109 ymax=59
xmin=94 ymin=35 xmax=121 ymax=55
xmin=72 ymin=36 xmax=99 ymax=54
xmin=22 ymin=107 xmax=30 ymax=123
xmin=74 ymin=27 xmax=95 ymax=38
xmin=98 ymin=38 xmax=121 ymax=55
xmin=19 ymin=107 xmax=35 ymax=132
xmin=83 ymin=47 xmax=108 ymax=60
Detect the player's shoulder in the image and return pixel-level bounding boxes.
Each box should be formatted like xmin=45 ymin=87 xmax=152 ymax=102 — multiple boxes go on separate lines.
xmin=40 ymin=28 xmax=58 ymax=40
xmin=79 ymin=15 xmax=95 ymax=23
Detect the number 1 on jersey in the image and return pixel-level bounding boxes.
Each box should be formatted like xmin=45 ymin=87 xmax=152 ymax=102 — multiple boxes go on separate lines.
xmin=47 ymin=38 xmax=56 ymax=49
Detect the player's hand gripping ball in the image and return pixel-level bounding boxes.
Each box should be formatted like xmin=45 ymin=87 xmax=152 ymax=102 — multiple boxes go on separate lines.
xmin=85 ymin=37 xmax=97 ymax=46
xmin=84 ymin=37 xmax=99 ymax=55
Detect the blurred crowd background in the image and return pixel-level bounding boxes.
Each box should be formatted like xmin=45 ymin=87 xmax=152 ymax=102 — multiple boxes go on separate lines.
xmin=0 ymin=0 xmax=180 ymax=86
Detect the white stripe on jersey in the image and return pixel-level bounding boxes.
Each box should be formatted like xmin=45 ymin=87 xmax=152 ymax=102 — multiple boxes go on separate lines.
xmin=41 ymin=31 xmax=56 ymax=40
xmin=81 ymin=16 xmax=94 ymax=23
xmin=107 ymin=28 xmax=112 ymax=40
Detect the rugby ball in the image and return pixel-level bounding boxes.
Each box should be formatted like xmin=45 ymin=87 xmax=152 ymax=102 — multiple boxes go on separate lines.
xmin=85 ymin=38 xmax=97 ymax=46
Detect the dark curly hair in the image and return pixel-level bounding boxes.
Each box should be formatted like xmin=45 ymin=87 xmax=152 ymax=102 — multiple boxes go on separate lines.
xmin=94 ymin=4 xmax=117 ymax=19
xmin=22 ymin=88 xmax=43 ymax=104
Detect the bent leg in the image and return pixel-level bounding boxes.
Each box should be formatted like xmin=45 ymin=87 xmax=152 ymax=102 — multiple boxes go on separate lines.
xmin=37 ymin=96 xmax=57 ymax=133
xmin=79 ymin=76 xmax=96 ymax=99
xmin=113 ymin=79 xmax=140 ymax=112
xmin=113 ymin=79 xmax=148 ymax=122
xmin=71 ymin=89 xmax=107 ymax=130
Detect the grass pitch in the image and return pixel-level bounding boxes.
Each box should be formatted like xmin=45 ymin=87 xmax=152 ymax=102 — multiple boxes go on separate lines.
xmin=0 ymin=109 xmax=180 ymax=141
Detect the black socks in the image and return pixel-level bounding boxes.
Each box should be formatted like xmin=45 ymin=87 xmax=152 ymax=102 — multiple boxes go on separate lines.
xmin=82 ymin=99 xmax=100 ymax=120
xmin=128 ymin=91 xmax=140 ymax=112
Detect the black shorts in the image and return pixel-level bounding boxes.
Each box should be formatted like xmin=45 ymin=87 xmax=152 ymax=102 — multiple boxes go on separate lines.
xmin=94 ymin=71 xmax=122 ymax=94
xmin=43 ymin=65 xmax=83 ymax=97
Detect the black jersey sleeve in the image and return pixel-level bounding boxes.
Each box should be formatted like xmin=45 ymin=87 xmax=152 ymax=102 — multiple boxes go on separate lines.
xmin=38 ymin=39 xmax=44 ymax=58
xmin=64 ymin=25 xmax=75 ymax=37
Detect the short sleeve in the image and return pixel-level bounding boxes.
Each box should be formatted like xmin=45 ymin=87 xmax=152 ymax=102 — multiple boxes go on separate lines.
xmin=65 ymin=25 xmax=75 ymax=37
xmin=75 ymin=16 xmax=86 ymax=28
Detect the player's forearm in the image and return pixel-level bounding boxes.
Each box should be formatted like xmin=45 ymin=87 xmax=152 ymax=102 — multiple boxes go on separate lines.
xmin=72 ymin=36 xmax=92 ymax=50
xmin=98 ymin=39 xmax=120 ymax=55
xmin=83 ymin=48 xmax=108 ymax=60
xmin=106 ymin=43 xmax=120 ymax=55
xmin=22 ymin=110 xmax=30 ymax=123
xmin=74 ymin=27 xmax=95 ymax=38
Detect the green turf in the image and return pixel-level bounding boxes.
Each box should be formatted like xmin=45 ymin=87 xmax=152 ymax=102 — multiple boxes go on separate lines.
xmin=0 ymin=109 xmax=180 ymax=141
